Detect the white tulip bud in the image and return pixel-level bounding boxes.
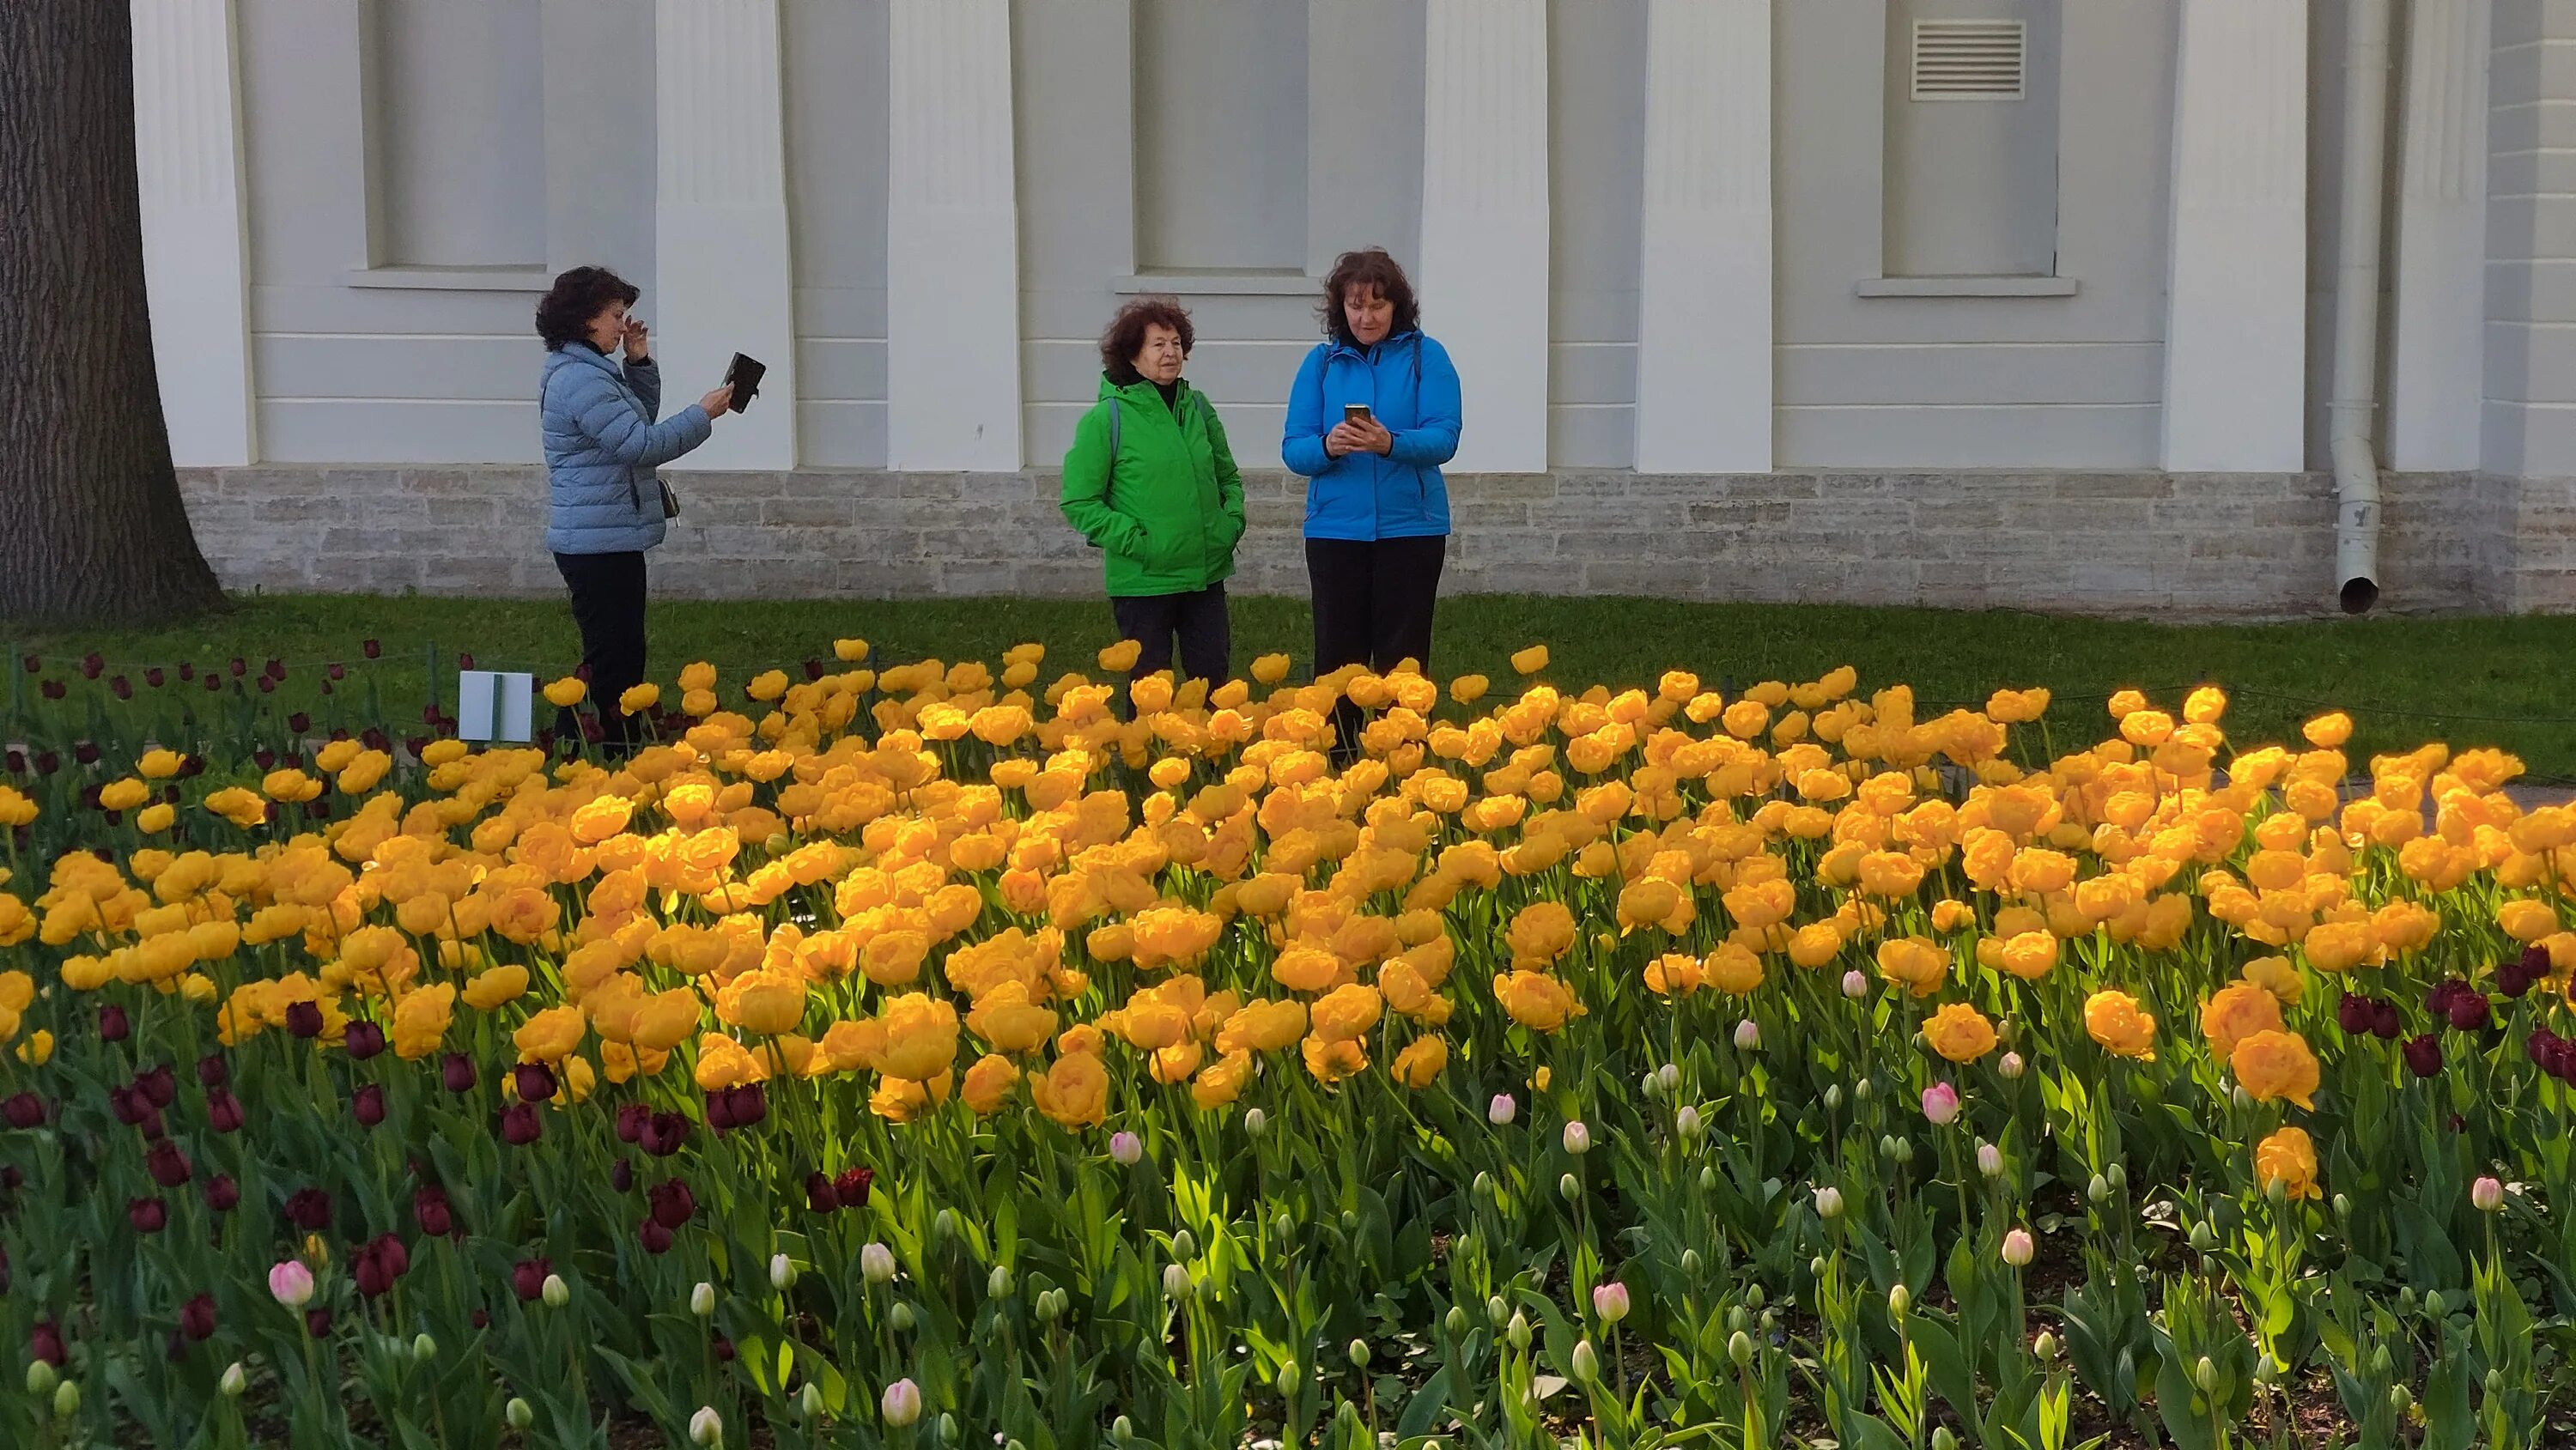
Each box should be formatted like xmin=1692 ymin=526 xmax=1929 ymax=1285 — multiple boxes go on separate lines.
xmin=881 ymin=1379 xmax=924 ymax=1429
xmin=690 ymin=1282 xmax=717 ymax=1317
xmin=1888 ymin=1283 xmax=1911 ymax=1318
xmin=1998 ymin=1051 xmax=2025 ymax=1079
xmin=1170 ymin=1229 xmax=1197 ymax=1261
xmin=798 ymin=1382 xmax=824 ymax=1420
xmin=1734 ymin=1020 xmax=1760 ymax=1051
xmin=860 ymin=1243 xmax=897 ymax=1285
xmin=541 ymin=1273 xmax=570 ymax=1308
xmin=1563 ymin=1120 xmax=1591 ymax=1156
xmin=25 ymin=1362 xmax=54 ymax=1396
xmin=52 ymin=1380 xmax=78 ymax=1420
xmin=1815 ymin=1186 xmax=1844 ymax=1220
xmin=1675 ymin=1105 xmax=1702 ymax=1140
xmin=690 ymin=1406 xmax=724 ymax=1447
xmin=220 ymin=1363 xmax=247 ymax=1398
xmin=506 ymin=1398 xmax=534 ymax=1429
xmin=412 ymin=1332 xmax=437 ymax=1362
xmin=1571 ymin=1339 xmax=1600 ymax=1381
xmin=1243 ymin=1107 xmax=1268 ymax=1138
xmin=1163 ymin=1263 xmax=1194 ymax=1301
xmin=987 ymin=1264 xmax=1014 ymax=1300
xmin=769 ymin=1254 xmax=797 ymax=1292
xmin=1842 ymin=969 xmax=1868 ymax=998
xmin=1657 ymin=1062 xmax=1680 ymax=1092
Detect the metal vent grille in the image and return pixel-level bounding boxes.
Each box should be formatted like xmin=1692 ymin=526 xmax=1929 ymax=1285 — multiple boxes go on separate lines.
xmin=1911 ymin=19 xmax=2026 ymax=100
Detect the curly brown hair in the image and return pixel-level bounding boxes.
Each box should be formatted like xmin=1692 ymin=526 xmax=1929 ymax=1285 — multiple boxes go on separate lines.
xmin=1099 ymin=296 xmax=1195 ymax=385
xmin=535 ymin=265 xmax=640 ymax=351
xmin=1317 ymin=248 xmax=1419 ymax=345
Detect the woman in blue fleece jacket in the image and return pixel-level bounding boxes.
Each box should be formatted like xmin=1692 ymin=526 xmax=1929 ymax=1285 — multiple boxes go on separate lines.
xmin=1281 ymin=248 xmax=1462 ymax=757
xmin=535 ymin=265 xmax=732 ymax=750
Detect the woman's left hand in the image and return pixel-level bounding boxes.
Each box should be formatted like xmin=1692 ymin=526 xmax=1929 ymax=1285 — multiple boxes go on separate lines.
xmin=1349 ymin=416 xmax=1394 ymax=456
xmin=622 ymin=319 xmax=651 ymax=361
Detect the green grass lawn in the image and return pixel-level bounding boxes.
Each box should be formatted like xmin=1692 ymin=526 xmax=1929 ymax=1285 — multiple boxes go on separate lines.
xmin=14 ymin=592 xmax=2576 ymax=779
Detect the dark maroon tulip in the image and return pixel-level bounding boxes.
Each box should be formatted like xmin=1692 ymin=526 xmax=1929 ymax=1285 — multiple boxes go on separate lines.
xmin=111 ymin=676 xmax=131 ymax=701
xmin=722 ymin=1083 xmax=766 ymax=1131
xmin=513 ymin=1062 xmax=557 ymax=1104
xmin=363 ymin=638 xmax=382 ymax=659
xmin=712 ymin=1336 xmax=735 ymax=1363
xmin=205 ymin=1089 xmax=245 ymax=1134
xmin=2403 ymin=1033 xmax=2444 ymax=1078
xmin=179 ymin=1293 xmax=216 ymax=1341
xmin=611 ymin=1158 xmax=635 ymax=1192
xmin=2528 ymin=1024 xmax=2561 ymax=1070
xmin=471 ymin=1309 xmax=489 ymax=1329
xmin=457 ymin=652 xmax=475 ymax=670
xmin=638 ymin=1219 xmax=675 ymax=1255
xmin=441 ymin=1053 xmax=477 ymax=1094
xmin=177 ymin=661 xmax=194 ymax=682
xmin=264 ymin=658 xmax=283 ymax=682
xmin=327 ymin=663 xmax=345 ymax=683
xmin=616 ymin=1102 xmax=649 ymax=1143
xmin=286 ymin=1187 xmax=333 ymax=1231
xmin=37 ymin=681 xmax=63 ymax=701
xmin=80 ymin=652 xmax=103 ymax=680
xmin=252 ymin=748 xmax=276 ymax=769
xmin=647 ymin=1178 xmax=696 ymax=1230
xmin=33 ymin=750 xmax=57 ymax=774
xmin=641 ymin=1111 xmax=688 ymax=1157
xmin=2371 ymin=1000 xmax=2403 ymax=1040
xmin=129 ymin=1197 xmax=168 ymax=1234
xmin=803 ymin=658 xmax=825 ymax=682
xmin=288 ymin=712 xmax=311 ymax=734
xmin=31 ymin=1321 xmax=65 ymax=1367
xmin=354 ymin=1084 xmax=386 ymax=1127
xmin=73 ymin=741 xmax=99 ymax=766
xmin=138 ymin=1065 xmax=177 ymax=1108
xmin=834 ymin=1166 xmax=874 ymax=1210
xmin=111 ymin=1085 xmax=149 ymax=1126
xmin=805 ymin=1172 xmax=839 ymax=1215
xmin=306 ymin=1308 xmax=333 ymax=1338
xmin=2447 ymin=992 xmax=2491 ymax=1033
xmin=343 ymin=1022 xmax=386 ymax=1059
xmin=500 ymin=1101 xmax=542 ymax=1146
xmin=353 ymin=1234 xmax=409 ymax=1298
xmin=15 ymin=655 xmax=34 ymax=676
xmin=414 ymin=1186 xmax=453 ymax=1238
xmin=361 ymin=726 xmax=390 ymax=752
xmin=138 ymin=1107 xmax=167 ymax=1141
xmin=512 ymin=1258 xmax=551 ymax=1301
xmin=100 ymin=1004 xmax=131 ymax=1041
xmin=705 ymin=1090 xmax=737 ymax=1132
xmin=204 ymin=673 xmax=221 ymax=694
xmin=284 ymin=1001 xmax=324 ymax=1038
xmin=2 ymin=1093 xmax=45 ymax=1130
xmin=146 ymin=1140 xmax=193 ymax=1188
xmin=195 ymin=1053 xmax=228 ymax=1089
xmin=144 ymin=667 xmax=164 ymax=688
xmin=2500 ymin=946 xmax=2545 ymax=998
xmin=179 ymin=754 xmax=206 ymax=779
xmin=227 ymin=657 xmax=246 ymax=678
xmin=204 ymin=1174 xmax=240 ymax=1213
xmin=2336 ymin=992 xmax=2374 ymax=1036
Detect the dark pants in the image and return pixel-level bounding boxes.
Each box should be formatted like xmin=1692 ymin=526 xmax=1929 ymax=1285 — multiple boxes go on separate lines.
xmin=554 ymin=549 xmax=648 ymax=749
xmin=1306 ymin=535 xmax=1446 ymax=756
xmin=1111 ymin=585 xmax=1231 ymax=688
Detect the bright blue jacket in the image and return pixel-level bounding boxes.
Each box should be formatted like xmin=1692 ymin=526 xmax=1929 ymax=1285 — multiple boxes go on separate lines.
xmin=538 ymin=343 xmax=713 ymax=555
xmin=1281 ymin=331 xmax=1462 ymax=540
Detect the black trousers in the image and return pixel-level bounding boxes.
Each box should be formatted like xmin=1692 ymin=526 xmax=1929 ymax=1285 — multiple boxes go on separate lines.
xmin=1306 ymin=535 xmax=1446 ymax=756
xmin=554 ymin=550 xmax=648 ymax=749
xmin=1111 ymin=585 xmax=1231 ymax=687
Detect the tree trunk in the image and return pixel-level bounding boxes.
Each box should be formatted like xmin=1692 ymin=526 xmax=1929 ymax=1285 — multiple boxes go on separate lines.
xmin=0 ymin=0 xmax=225 ymax=624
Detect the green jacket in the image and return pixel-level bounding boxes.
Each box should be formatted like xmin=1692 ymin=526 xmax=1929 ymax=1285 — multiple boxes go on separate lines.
xmin=1059 ymin=374 xmax=1246 ymax=598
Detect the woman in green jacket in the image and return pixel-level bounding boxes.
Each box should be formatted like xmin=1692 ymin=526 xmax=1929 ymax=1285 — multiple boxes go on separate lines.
xmin=1060 ymin=297 xmax=1246 ymax=686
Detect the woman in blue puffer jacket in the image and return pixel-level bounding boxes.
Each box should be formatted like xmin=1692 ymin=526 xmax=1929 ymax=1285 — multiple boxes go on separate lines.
xmin=535 ymin=265 xmax=732 ymax=750
xmin=1282 ymin=248 xmax=1463 ymax=760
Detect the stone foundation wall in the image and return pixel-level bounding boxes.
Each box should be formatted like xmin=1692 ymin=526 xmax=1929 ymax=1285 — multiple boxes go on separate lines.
xmin=175 ymin=466 xmax=2576 ymax=620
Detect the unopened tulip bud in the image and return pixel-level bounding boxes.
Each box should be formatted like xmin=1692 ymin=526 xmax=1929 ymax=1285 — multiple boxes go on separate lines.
xmin=2333 ymin=1193 xmax=2352 ymax=1219
xmin=1163 ymin=1263 xmax=1193 ymax=1301
xmin=933 ymin=1208 xmax=957 ymax=1240
xmin=1745 ymin=1283 xmax=1765 ymax=1311
xmin=799 ymin=1382 xmax=823 ymax=1420
xmin=1978 ymin=1142 xmax=2004 ymax=1178
xmin=2484 ymin=1368 xmax=2503 ymax=1397
xmin=1445 ymin=1305 xmax=1468 ymax=1338
xmin=2002 ymin=1229 xmax=2034 ymax=1267
xmin=1852 ymin=1077 xmax=1874 ymax=1102
xmin=1473 ymin=1169 xmax=1494 ymax=1199
xmin=1273 ymin=1210 xmax=1292 ymax=1241
xmin=1487 ymin=1295 xmax=1509 ymax=1326
xmin=690 ymin=1405 xmax=724 ymax=1447
xmin=1998 ymin=1052 xmax=2024 ymax=1079
xmin=1893 ymin=1138 xmax=1915 ymax=1166
xmin=220 ymin=1362 xmax=247 ymax=1397
xmin=1488 ymin=1093 xmax=1516 ymax=1125
xmin=25 ymin=1361 xmax=54 ymax=1396
xmin=1109 ymin=1414 xmax=1133 ymax=1443
xmin=1559 ymin=1172 xmax=1581 ymax=1203
xmin=1658 ymin=1062 xmax=1680 ymax=1092
xmin=1812 ymin=1255 xmax=1829 ymax=1280
xmin=1171 ymin=1229 xmax=1197 ymax=1260
xmin=2388 ymin=1385 xmax=2411 ymax=1416
xmin=939 ymin=1411 xmax=957 ymax=1443
xmin=860 ymin=1243 xmax=896 ymax=1285
xmin=412 ymin=1332 xmax=437 ymax=1361
xmin=1729 ymin=1330 xmax=1755 ymax=1367
xmin=541 ymin=1273 xmax=569 ymax=1307
xmin=2232 ymin=1084 xmax=2254 ymax=1111
xmin=1824 ymin=1085 xmax=1844 ymax=1112
xmin=987 ymin=1264 xmax=1013 ymax=1299
xmin=2267 ymin=1177 xmax=2287 ymax=1205
xmin=1276 ymin=1360 xmax=1300 ymax=1394
xmin=1243 ymin=1107 xmax=1267 ymax=1138
xmin=2107 ymin=1162 xmax=2126 ymax=1193
xmin=52 ymin=1380 xmax=77 ymax=1419
xmin=1888 ymin=1283 xmax=1911 ymax=1318
xmin=505 ymin=1396 xmax=535 ymax=1429
xmin=1642 ymin=1071 xmax=1665 ymax=1100
xmin=1563 ymin=1120 xmax=1591 ymax=1156
xmin=1699 ymin=1164 xmax=1718 ymax=1192
xmin=1571 ymin=1338 xmax=1600 ymax=1381
xmin=2033 ymin=1332 xmax=2059 ymax=1362
xmin=881 ymin=1379 xmax=924 ymax=1429
xmin=1676 ymin=1105 xmax=1703 ymax=1141
xmin=1109 ymin=1131 xmax=1142 ymax=1166
xmin=2425 ymin=1289 xmax=2446 ymax=1319
xmin=890 ymin=1302 xmax=916 ymax=1333
xmin=1816 ymin=1186 xmax=1844 ymax=1220
xmin=1880 ymin=1134 xmax=1899 ymax=1162
xmin=2372 ymin=1344 xmax=2393 ymax=1377
xmin=2087 ymin=1174 xmax=2110 ymax=1204
xmin=1842 ymin=969 xmax=1868 ymax=998
xmin=1348 ymin=1338 xmax=1370 ymax=1369
xmin=691 ymin=1281 xmax=717 ymax=1316
xmin=2473 ymin=1175 xmax=2504 ymax=1212
xmin=1035 ymin=1289 xmax=1062 ymax=1324
xmin=1932 ymin=1429 xmax=1958 ymax=1450
xmin=1735 ymin=1020 xmax=1760 ymax=1051
xmin=1508 ymin=1311 xmax=1532 ymax=1350
xmin=1681 ymin=1249 xmax=1704 ymax=1278
xmin=1339 ymin=1209 xmax=1358 ymax=1233
xmin=1921 ymin=1082 xmax=1960 ymax=1125
xmin=1728 ymin=1305 xmax=1749 ymax=1334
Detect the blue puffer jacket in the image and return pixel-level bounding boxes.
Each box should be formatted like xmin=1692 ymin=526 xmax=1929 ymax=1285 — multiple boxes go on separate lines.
xmin=1280 ymin=331 xmax=1462 ymax=541
xmin=539 ymin=343 xmax=714 ymax=555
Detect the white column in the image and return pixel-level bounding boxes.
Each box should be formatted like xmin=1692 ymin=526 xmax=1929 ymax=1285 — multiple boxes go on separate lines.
xmin=2160 ymin=0 xmax=2306 ymax=472
xmin=1419 ymin=0 xmax=1549 ymax=474
xmin=886 ymin=0 xmax=1021 ymax=472
xmin=1634 ymin=0 xmax=1770 ymax=474
xmin=2390 ymin=0 xmax=2489 ymax=470
xmin=655 ymin=0 xmax=796 ymax=470
xmin=133 ymin=0 xmax=255 ymax=467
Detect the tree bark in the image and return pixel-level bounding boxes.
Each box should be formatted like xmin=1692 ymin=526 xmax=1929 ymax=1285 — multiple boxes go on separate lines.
xmin=0 ymin=0 xmax=225 ymax=624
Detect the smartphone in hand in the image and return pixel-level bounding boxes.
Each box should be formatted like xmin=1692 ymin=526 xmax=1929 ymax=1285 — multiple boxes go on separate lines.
xmin=1343 ymin=403 xmax=1372 ymax=423
xmin=724 ymin=353 xmax=766 ymax=413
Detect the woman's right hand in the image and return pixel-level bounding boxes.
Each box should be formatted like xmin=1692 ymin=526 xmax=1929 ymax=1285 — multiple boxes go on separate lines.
xmin=699 ymin=384 xmax=735 ymax=418
xmin=1322 ymin=422 xmax=1361 ymax=458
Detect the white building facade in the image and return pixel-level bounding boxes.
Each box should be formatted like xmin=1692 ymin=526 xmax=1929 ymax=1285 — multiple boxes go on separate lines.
xmin=154 ymin=0 xmax=2576 ymax=616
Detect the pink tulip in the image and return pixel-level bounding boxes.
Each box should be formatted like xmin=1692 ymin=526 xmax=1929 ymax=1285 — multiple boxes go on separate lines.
xmin=2473 ymin=1176 xmax=2504 ymax=1212
xmin=880 ymin=1377 xmax=923 ymax=1428
xmin=1922 ymin=1082 xmax=1961 ymax=1126
xmin=268 ymin=1260 xmax=315 ymax=1309
xmin=1592 ymin=1281 xmax=1631 ymax=1324
xmin=1109 ymin=1131 xmax=1142 ymax=1166
xmin=2002 ymin=1229 xmax=2035 ymax=1266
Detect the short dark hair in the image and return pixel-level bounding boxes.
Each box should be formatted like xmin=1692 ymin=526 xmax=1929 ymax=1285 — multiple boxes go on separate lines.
xmin=1317 ymin=248 xmax=1419 ymax=345
xmin=1099 ymin=296 xmax=1195 ymax=385
xmin=535 ymin=265 xmax=641 ymax=351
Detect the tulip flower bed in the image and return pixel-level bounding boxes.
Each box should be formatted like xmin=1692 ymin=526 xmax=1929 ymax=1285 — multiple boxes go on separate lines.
xmin=3 ymin=639 xmax=2576 ymax=1448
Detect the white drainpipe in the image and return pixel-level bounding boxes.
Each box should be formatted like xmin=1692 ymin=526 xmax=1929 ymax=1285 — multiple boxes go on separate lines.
xmin=2330 ymin=0 xmax=2395 ymax=614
